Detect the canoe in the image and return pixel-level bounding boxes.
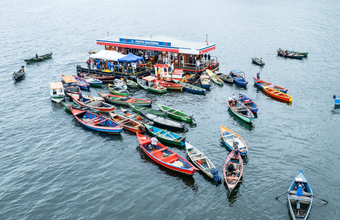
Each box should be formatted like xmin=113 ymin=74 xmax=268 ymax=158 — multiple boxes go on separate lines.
xmin=82 ymin=77 xmax=102 ymax=88
xmin=238 ymin=93 xmax=258 ymax=113
xmin=70 ymin=106 xmax=122 ymax=134
xmin=137 ymin=77 xmax=167 ymax=94
xmin=230 ymin=70 xmax=248 ymax=87
xmin=13 ymin=67 xmax=25 ymax=81
xmin=109 ymin=113 xmax=145 ymax=133
xmin=113 ymin=79 xmax=128 ymax=90
xmin=252 ymin=76 xmax=288 ymax=93
xmin=157 ymin=80 xmax=183 ymax=91
xmin=125 ymin=79 xmax=139 ymax=88
xmin=227 ymin=99 xmax=255 ymax=123
xmin=62 ymin=102 xmax=100 ymax=114
xmin=186 ymin=142 xmax=221 ymax=182
xmin=221 ymin=125 xmax=248 ymax=156
xmin=215 ymin=71 xmax=234 ymax=83
xmin=70 ymin=94 xmax=115 ymax=112
xmin=223 ymin=150 xmax=243 ymax=193
xmin=156 ymin=103 xmax=194 ymax=123
xmin=98 ymin=92 xmax=152 ymax=106
xmin=79 ymin=73 xmax=115 ymax=83
xmin=206 ymin=69 xmax=223 ymax=86
xmin=136 ymin=133 xmax=198 ymax=176
xmin=200 ymin=72 xmax=212 ymax=89
xmin=173 ymin=80 xmax=206 ymax=95
xmin=251 ymin=57 xmax=265 ymax=66
xmin=24 ymin=52 xmax=52 ymax=63
xmin=121 ymin=107 xmax=151 ymax=125
xmin=108 ymin=83 xmax=129 ymax=96
xmin=129 ymin=104 xmax=168 ymax=118
xmin=263 ymin=86 xmax=293 ymax=102
xmin=139 ymin=110 xmax=185 ymax=131
xmin=288 ymin=169 xmax=313 ymax=220
xmin=50 ymin=82 xmax=65 ymax=103
xmin=277 ymin=49 xmax=303 ymax=59
xmin=72 ymin=75 xmax=90 ymax=90
xmin=145 ymin=124 xmax=185 ymax=147
xmin=281 ymin=49 xmax=308 ymax=57
xmin=61 ymin=75 xmax=81 ymax=95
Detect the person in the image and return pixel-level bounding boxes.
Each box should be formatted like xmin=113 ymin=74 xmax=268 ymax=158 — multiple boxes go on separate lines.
xmin=196 ymin=59 xmax=200 ymax=70
xmin=151 ymin=136 xmax=158 ymax=150
xmin=79 ymin=93 xmax=84 ymax=102
xmin=123 ymin=75 xmax=127 ymax=83
xmin=260 ymin=58 xmax=263 ymax=63
xmin=208 ymin=54 xmax=211 ymax=65
xmin=257 ymin=72 xmax=260 ymax=80
xmin=233 ymin=141 xmax=239 ymax=157
xmin=145 ymin=54 xmax=148 ymax=63
xmin=204 ymin=53 xmax=207 ymax=62
xmin=296 ymin=183 xmax=303 ymax=196
xmin=165 ymin=57 xmax=168 ymax=64
xmin=189 ymin=56 xmax=193 ymax=65
xmin=227 ymin=162 xmax=235 ymax=175
xmin=87 ymin=59 xmax=91 ymax=74
xmin=35 ymin=53 xmax=39 ymax=59
xmin=232 ymin=94 xmax=236 ymax=106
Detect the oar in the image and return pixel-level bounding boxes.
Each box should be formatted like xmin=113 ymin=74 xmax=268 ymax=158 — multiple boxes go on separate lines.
xmin=275 ymin=191 xmax=288 ymax=200
xmin=312 ymin=195 xmax=329 ymax=204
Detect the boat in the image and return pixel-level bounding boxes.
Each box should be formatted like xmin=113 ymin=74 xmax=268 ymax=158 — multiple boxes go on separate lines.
xmin=13 ymin=66 xmax=25 ymax=81
xmin=145 ymin=124 xmax=185 ymax=147
xmin=70 ymin=106 xmax=122 ymax=134
xmin=113 ymin=78 xmax=128 ymax=90
xmin=156 ymin=103 xmax=194 ymax=123
xmin=62 ymin=102 xmax=100 ymax=114
xmin=252 ymin=76 xmax=288 ymax=93
xmin=82 ymin=77 xmax=102 ymax=88
xmin=238 ymin=93 xmax=258 ymax=113
xmin=280 ymin=49 xmax=308 ymax=57
xmin=137 ymin=76 xmax=167 ymax=94
xmin=72 ymin=75 xmax=90 ymax=90
xmin=221 ymin=125 xmax=248 ymax=156
xmin=227 ymin=98 xmax=255 ymax=123
xmin=108 ymin=83 xmax=129 ymax=96
xmin=109 ymin=113 xmax=145 ymax=133
xmin=136 ymin=133 xmax=198 ymax=176
xmin=61 ymin=75 xmax=81 ymax=95
xmin=230 ymin=70 xmax=248 ymax=87
xmin=98 ymin=92 xmax=152 ymax=106
xmin=334 ymin=95 xmax=340 ymax=106
xmin=157 ymin=80 xmax=183 ymax=91
xmin=200 ymin=72 xmax=212 ymax=89
xmin=79 ymin=73 xmax=115 ymax=83
xmin=50 ymin=82 xmax=65 ymax=103
xmin=277 ymin=49 xmax=303 ymax=59
xmin=70 ymin=94 xmax=115 ymax=112
xmin=139 ymin=110 xmax=185 ymax=131
xmin=206 ymin=69 xmax=223 ymax=86
xmin=173 ymin=80 xmax=206 ymax=95
xmin=223 ymin=150 xmax=243 ymax=193
xmin=125 ymin=79 xmax=139 ymax=88
xmin=215 ymin=71 xmax=234 ymax=83
xmin=129 ymin=104 xmax=168 ymax=118
xmin=262 ymin=86 xmax=293 ymax=102
xmin=288 ymin=169 xmax=313 ymax=220
xmin=24 ymin=52 xmax=53 ymax=64
xmin=251 ymin=57 xmax=265 ymax=66
xmin=121 ymin=107 xmax=151 ymax=125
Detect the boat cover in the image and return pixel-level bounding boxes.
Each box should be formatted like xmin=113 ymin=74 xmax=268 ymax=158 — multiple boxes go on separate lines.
xmin=89 ymin=50 xmax=126 ymax=61
xmin=50 ymin=82 xmax=63 ymax=89
xmin=142 ymin=76 xmax=158 ymax=81
xmin=118 ymin=53 xmax=144 ymax=62
xmin=62 ymin=75 xmax=77 ymax=83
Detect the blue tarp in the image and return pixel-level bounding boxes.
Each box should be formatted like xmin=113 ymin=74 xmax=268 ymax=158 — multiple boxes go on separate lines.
xmin=118 ymin=53 xmax=144 ymax=62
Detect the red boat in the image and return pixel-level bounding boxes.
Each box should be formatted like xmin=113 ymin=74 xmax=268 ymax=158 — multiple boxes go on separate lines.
xmin=157 ymin=80 xmax=183 ymax=91
xmin=70 ymin=94 xmax=115 ymax=112
xmin=223 ymin=150 xmax=243 ymax=193
xmin=136 ymin=133 xmax=198 ymax=176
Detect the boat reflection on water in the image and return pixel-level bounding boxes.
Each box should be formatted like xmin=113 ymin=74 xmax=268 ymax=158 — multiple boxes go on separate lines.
xmin=225 ymin=177 xmax=243 ymax=204
xmin=227 ymin=111 xmax=254 ymax=131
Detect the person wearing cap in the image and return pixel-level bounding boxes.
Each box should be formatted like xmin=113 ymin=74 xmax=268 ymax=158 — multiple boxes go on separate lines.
xmin=227 ymin=162 xmax=235 ymax=175
xmin=151 ymin=136 xmax=158 ymax=151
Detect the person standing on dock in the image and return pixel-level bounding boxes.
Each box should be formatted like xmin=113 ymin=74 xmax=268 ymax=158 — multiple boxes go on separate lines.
xmin=208 ymin=54 xmax=211 ymax=65
xmin=87 ymin=59 xmax=91 ymax=74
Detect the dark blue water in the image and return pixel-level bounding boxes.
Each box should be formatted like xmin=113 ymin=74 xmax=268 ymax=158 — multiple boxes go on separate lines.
xmin=1 ymin=0 xmax=340 ymax=219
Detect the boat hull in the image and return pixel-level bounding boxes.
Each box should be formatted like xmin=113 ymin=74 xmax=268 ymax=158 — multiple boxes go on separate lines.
xmin=24 ymin=52 xmax=53 ymax=63
xmin=228 ymin=100 xmax=254 ymax=123
xmin=263 ymin=86 xmax=293 ymax=102
xmin=145 ymin=124 xmax=185 ymax=147
xmin=221 ymin=125 xmax=248 ymax=156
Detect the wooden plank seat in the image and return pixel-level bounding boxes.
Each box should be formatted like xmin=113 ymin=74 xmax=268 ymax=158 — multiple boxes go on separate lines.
xmin=289 ymin=190 xmax=312 ymax=197
xmin=161 ymin=154 xmax=178 ymax=163
xmin=94 ymin=118 xmax=108 ymax=125
xmin=84 ymin=117 xmax=100 ymax=123
xmin=152 ymin=148 xmax=167 ymax=154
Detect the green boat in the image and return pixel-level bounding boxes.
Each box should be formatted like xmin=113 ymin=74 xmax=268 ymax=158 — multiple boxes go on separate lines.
xmin=24 ymin=52 xmax=53 ymax=64
xmin=61 ymin=102 xmax=100 ymax=114
xmin=206 ymin=69 xmax=223 ymax=86
xmin=108 ymin=83 xmax=129 ymax=96
xmin=144 ymin=124 xmax=186 ymax=147
xmin=125 ymin=79 xmax=139 ymax=88
xmin=156 ymin=103 xmax=194 ymax=123
xmin=281 ymin=49 xmax=308 ymax=57
xmin=98 ymin=92 xmax=152 ymax=106
xmin=129 ymin=104 xmax=168 ymax=118
xmin=173 ymin=80 xmax=206 ymax=95
xmin=137 ymin=77 xmax=167 ymax=94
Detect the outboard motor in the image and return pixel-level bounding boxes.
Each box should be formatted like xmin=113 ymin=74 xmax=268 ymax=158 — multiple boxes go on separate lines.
xmin=211 ymin=168 xmax=222 ymax=183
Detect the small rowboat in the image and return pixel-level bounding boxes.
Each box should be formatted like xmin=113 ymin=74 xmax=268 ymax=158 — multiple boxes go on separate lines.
xmin=108 ymin=83 xmax=129 ymax=96
xmin=252 ymin=77 xmax=288 ymax=93
xmin=50 ymin=82 xmax=65 ymax=103
xmin=230 ymin=70 xmax=248 ymax=87
xmin=72 ymin=75 xmax=90 ymax=90
xmin=156 ymin=103 xmax=194 ymax=123
xmin=145 ymin=124 xmax=185 ymax=147
xmin=136 ymin=133 xmax=198 ymax=176
xmin=238 ymin=93 xmax=258 ymax=113
xmin=277 ymin=49 xmax=303 ymax=59
xmin=82 ymin=77 xmax=102 ymax=88
xmin=125 ymin=79 xmax=139 ymax=88
xmin=109 ymin=113 xmax=145 ymax=133
xmin=24 ymin=52 xmax=52 ymax=64
xmin=288 ymin=169 xmax=313 ymax=220
xmin=62 ymin=102 xmax=100 ymax=114
xmin=137 ymin=76 xmax=167 ymax=94
xmin=98 ymin=92 xmax=152 ymax=107
xmin=281 ymin=49 xmax=308 ymax=57
xmin=223 ymin=150 xmax=243 ymax=193
xmin=157 ymin=80 xmax=183 ymax=91
xmin=263 ymin=86 xmax=293 ymax=102
xmin=140 ymin=110 xmax=185 ymax=131
xmin=200 ymin=72 xmax=211 ymax=89
xmin=173 ymin=80 xmax=206 ymax=95
xmin=113 ymin=79 xmax=127 ymax=90
xmin=80 ymin=73 xmax=115 ymax=83
xmin=70 ymin=106 xmax=122 ymax=134
xmin=251 ymin=57 xmax=265 ymax=66
xmin=70 ymin=94 xmax=115 ymax=112
xmin=61 ymin=75 xmax=81 ymax=95
xmin=206 ymin=69 xmax=223 ymax=86
xmin=215 ymin=71 xmax=233 ymax=83
xmin=13 ymin=66 xmax=26 ymax=81
xmin=186 ymin=142 xmax=221 ymax=182
xmin=221 ymin=125 xmax=248 ymax=156
xmin=129 ymin=104 xmax=168 ymax=118
xmin=227 ymin=99 xmax=255 ymax=123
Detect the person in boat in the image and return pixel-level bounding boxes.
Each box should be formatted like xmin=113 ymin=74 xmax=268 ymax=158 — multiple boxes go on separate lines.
xmin=232 ymin=94 xmax=236 ymax=106
xmin=35 ymin=53 xmax=38 ymax=59
xmin=227 ymin=162 xmax=236 ymax=176
xmin=295 ymin=183 xmax=304 ymax=196
xmin=79 ymin=93 xmax=84 ymax=102
xmin=260 ymin=58 xmax=263 ymax=63
xmin=151 ymin=136 xmax=158 ymax=150
xmin=233 ymin=141 xmax=239 ymax=157
xmin=87 ymin=59 xmax=91 ymax=74
xmin=20 ymin=65 xmax=24 ymax=73
xmin=257 ymin=72 xmax=260 ymax=80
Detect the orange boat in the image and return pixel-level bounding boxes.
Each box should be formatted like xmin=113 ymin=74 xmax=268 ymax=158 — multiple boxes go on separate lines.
xmin=262 ymin=86 xmax=293 ymax=102
xmin=109 ymin=113 xmax=145 ymax=133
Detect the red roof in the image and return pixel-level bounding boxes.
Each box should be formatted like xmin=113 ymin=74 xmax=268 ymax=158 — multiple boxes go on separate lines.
xmin=142 ymin=76 xmax=158 ymax=82
xmin=154 ymin=64 xmax=169 ymax=68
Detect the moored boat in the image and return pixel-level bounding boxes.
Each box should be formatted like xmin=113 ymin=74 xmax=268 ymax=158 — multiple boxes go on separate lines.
xmin=227 ymin=98 xmax=255 ymax=123
xmin=262 ymin=86 xmax=293 ymax=102
xmin=108 ymin=83 xmax=129 ymax=96
xmin=98 ymin=92 xmax=152 ymax=106
xmin=62 ymin=102 xmax=100 ymax=114
xmin=223 ymin=150 xmax=243 ymax=193
xmin=125 ymin=79 xmax=139 ymax=88
xmin=109 ymin=112 xmax=145 ymax=133
xmin=252 ymin=76 xmax=288 ymax=93
xmin=251 ymin=57 xmax=265 ymax=66
xmin=157 ymin=80 xmax=183 ymax=91
xmin=139 ymin=110 xmax=185 ymax=131
xmin=221 ymin=125 xmax=248 ymax=156
xmin=280 ymin=49 xmax=308 ymax=57
xmin=79 ymin=73 xmax=115 ymax=83
xmin=70 ymin=94 xmax=115 ymax=112
xmin=113 ymin=78 xmax=128 ymax=90
xmin=173 ymin=80 xmax=206 ymax=95
xmin=238 ymin=93 xmax=258 ymax=113
xmin=61 ymin=75 xmax=81 ymax=95
xmin=13 ymin=66 xmax=25 ymax=81
xmin=206 ymin=69 xmax=223 ymax=86
xmin=230 ymin=70 xmax=248 ymax=87
xmin=200 ymin=72 xmax=212 ymax=89
xmin=50 ymin=82 xmax=65 ymax=103
xmin=24 ymin=52 xmax=53 ymax=64
xmin=277 ymin=49 xmax=303 ymax=59
xmin=145 ymin=124 xmax=185 ymax=147
xmin=72 ymin=75 xmax=90 ymax=90
xmin=215 ymin=71 xmax=234 ymax=83
xmin=129 ymin=104 xmax=168 ymax=118
xmin=82 ymin=77 xmax=102 ymax=88
xmin=156 ymin=103 xmax=194 ymax=123
xmin=137 ymin=76 xmax=167 ymax=94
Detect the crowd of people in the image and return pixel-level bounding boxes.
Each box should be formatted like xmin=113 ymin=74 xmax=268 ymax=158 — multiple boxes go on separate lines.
xmin=86 ymin=58 xmax=147 ymax=74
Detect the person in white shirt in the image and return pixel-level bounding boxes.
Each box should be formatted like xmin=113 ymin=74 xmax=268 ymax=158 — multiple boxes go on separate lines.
xmin=151 ymin=136 xmax=158 ymax=150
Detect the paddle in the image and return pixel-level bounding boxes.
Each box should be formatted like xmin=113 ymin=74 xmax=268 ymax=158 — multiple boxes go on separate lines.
xmin=275 ymin=191 xmax=288 ymax=200
xmin=312 ymin=195 xmax=329 ymax=204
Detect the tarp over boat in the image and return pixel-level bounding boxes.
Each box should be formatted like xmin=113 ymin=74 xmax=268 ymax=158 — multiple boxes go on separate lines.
xmin=89 ymin=50 xmax=126 ymax=61
xmin=118 ymin=53 xmax=144 ymax=62
xmin=62 ymin=75 xmax=77 ymax=83
xmin=142 ymin=76 xmax=158 ymax=81
xmin=50 ymin=82 xmax=63 ymax=89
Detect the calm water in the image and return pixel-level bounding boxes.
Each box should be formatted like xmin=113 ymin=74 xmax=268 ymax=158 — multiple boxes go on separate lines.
xmin=1 ymin=0 xmax=340 ymax=219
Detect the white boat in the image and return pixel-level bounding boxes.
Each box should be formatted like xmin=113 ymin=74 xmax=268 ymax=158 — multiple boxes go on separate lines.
xmin=114 ymin=79 xmax=127 ymax=90
xmin=50 ymin=82 xmax=65 ymax=103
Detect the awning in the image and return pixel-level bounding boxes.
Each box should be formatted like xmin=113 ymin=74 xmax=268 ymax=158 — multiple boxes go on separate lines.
xmin=89 ymin=50 xmax=126 ymax=61
xmin=62 ymin=75 xmax=77 ymax=84
xmin=154 ymin=64 xmax=169 ymax=68
xmin=50 ymin=82 xmax=63 ymax=89
xmin=118 ymin=53 xmax=144 ymax=62
xmin=142 ymin=76 xmax=158 ymax=82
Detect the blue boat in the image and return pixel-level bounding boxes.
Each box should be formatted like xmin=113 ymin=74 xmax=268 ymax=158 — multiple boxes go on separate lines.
xmin=221 ymin=125 xmax=248 ymax=156
xmin=173 ymin=80 xmax=206 ymax=95
xmin=334 ymin=95 xmax=340 ymax=106
xmin=238 ymin=93 xmax=258 ymax=113
xmin=287 ymin=169 xmax=313 ymax=220
xmin=72 ymin=75 xmax=90 ymax=90
xmin=230 ymin=70 xmax=248 ymax=87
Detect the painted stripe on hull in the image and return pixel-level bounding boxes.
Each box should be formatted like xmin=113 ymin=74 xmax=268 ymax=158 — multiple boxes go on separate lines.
xmin=229 ymin=108 xmax=253 ymax=123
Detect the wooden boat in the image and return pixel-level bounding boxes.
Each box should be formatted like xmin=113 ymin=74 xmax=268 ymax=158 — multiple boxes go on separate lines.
xmin=70 ymin=106 xmax=122 ymax=134
xmin=72 ymin=75 xmax=90 ymax=90
xmin=227 ymin=99 xmax=254 ymax=123
xmin=280 ymin=49 xmax=308 ymax=57
xmin=157 ymin=80 xmax=183 ymax=91
xmin=125 ymin=79 xmax=139 ymax=88
xmin=221 ymin=125 xmax=248 ymax=156
xmin=137 ymin=76 xmax=167 ymax=94
xmin=173 ymin=80 xmax=206 ymax=95
xmin=156 ymin=103 xmax=194 ymax=123
xmin=61 ymin=75 xmax=81 ymax=95
xmin=334 ymin=95 xmax=340 ymax=106
xmin=215 ymin=71 xmax=234 ymax=83
xmin=206 ymin=69 xmax=223 ymax=86
xmin=13 ymin=66 xmax=25 ymax=81
xmin=82 ymin=77 xmax=102 ymax=88
xmin=50 ymin=82 xmax=65 ymax=103
xmin=223 ymin=150 xmax=243 ymax=193
xmin=230 ymin=70 xmax=248 ymax=87
xmin=277 ymin=49 xmax=303 ymax=59
xmin=129 ymin=104 xmax=167 ymax=118
xmin=98 ymin=92 xmax=152 ymax=106
xmin=79 ymin=73 xmax=115 ymax=83
xmin=109 ymin=113 xmax=145 ymax=133
xmin=89 ymin=50 xmax=97 ymax=54
xmin=70 ymin=94 xmax=115 ymax=112
xmin=113 ymin=79 xmax=128 ymax=90
xmin=62 ymin=102 xmax=100 ymax=114
xmin=263 ymin=86 xmax=293 ymax=102
xmin=121 ymin=107 xmax=151 ymax=125
xmin=252 ymin=76 xmax=288 ymax=93
xmin=136 ymin=133 xmax=198 ymax=175
xmin=139 ymin=110 xmax=185 ymax=131
xmin=238 ymin=93 xmax=258 ymax=113
xmin=145 ymin=124 xmax=185 ymax=147
xmin=251 ymin=57 xmax=265 ymax=66
xmin=200 ymin=72 xmax=212 ymax=89
xmin=288 ymin=169 xmax=313 ymax=220
xmin=24 ymin=52 xmax=52 ymax=63
xmin=108 ymin=83 xmax=129 ymax=96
